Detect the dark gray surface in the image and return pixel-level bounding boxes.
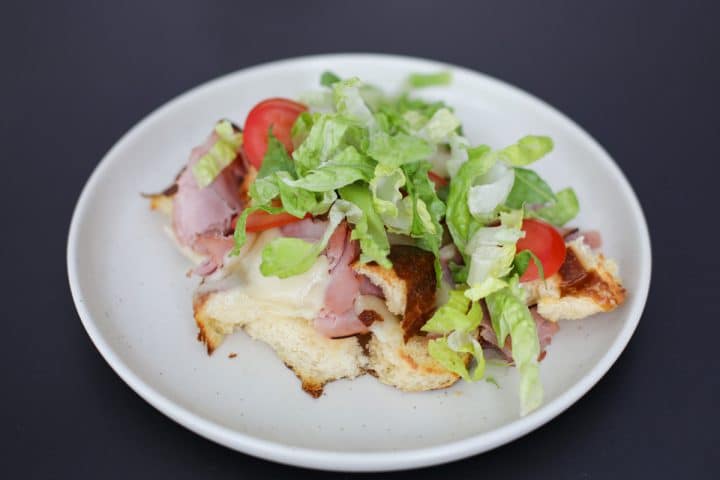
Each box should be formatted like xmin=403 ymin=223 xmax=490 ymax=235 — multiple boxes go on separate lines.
xmin=2 ymin=0 xmax=717 ymax=478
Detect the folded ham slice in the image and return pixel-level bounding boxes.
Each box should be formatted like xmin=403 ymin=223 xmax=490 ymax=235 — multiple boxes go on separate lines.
xmin=171 ymin=129 xmax=245 ymax=275
xmin=313 ymin=223 xmax=371 ymax=338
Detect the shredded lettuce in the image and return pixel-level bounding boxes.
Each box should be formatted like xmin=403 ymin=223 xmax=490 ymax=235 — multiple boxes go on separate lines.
xmin=496 ymin=135 xmax=553 ymax=166
xmin=338 ymin=183 xmax=392 ymax=267
xmin=230 ymin=204 xmax=284 ymax=255
xmin=320 ymin=70 xmax=341 ymax=87
xmin=403 ymin=161 xmax=445 ymax=255
xmin=407 ymin=71 xmax=452 ymax=89
xmin=422 ymin=290 xmax=485 ymax=381
xmin=281 ymin=146 xmax=375 ymax=192
xmin=259 ymin=200 xmax=362 ymax=278
xmin=418 ymin=108 xmax=461 ymax=144
xmin=445 ymin=147 xmax=495 ymax=252
xmin=532 ymin=188 xmax=579 ymax=226
xmin=505 ymin=167 xmax=556 ymax=209
xmin=513 ymin=249 xmax=545 ymax=279
xmin=367 ymin=131 xmax=434 ymax=167
xmin=370 ymin=166 xmax=413 ymax=234
xmin=464 ymin=210 xmax=525 ymax=300
xmin=486 ymin=277 xmax=542 ymax=415
xmin=290 ymin=111 xmax=315 ymax=149
xmin=467 ymin=163 xmax=516 ymax=219
xmin=333 ymin=77 xmax=377 ymax=129
xmin=192 ymin=120 xmax=242 ymax=188
xmin=257 ymin=131 xmax=296 ymax=178
xmin=505 ymin=167 xmax=579 ymax=226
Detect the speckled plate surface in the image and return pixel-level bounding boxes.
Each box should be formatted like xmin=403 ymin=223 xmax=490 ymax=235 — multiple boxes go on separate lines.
xmin=67 ymin=54 xmax=651 ymax=471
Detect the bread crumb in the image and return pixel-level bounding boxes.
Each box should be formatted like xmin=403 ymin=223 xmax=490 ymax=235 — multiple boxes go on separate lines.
xmin=228 ymin=353 xmax=237 ymax=359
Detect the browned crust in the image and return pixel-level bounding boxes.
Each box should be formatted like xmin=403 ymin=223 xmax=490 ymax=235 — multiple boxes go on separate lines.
xmin=141 ymin=166 xmax=186 ymax=199
xmin=358 ymin=309 xmax=383 ymax=326
xmin=193 ymin=292 xmax=217 ymax=355
xmin=387 ymin=246 xmax=437 ymax=340
xmin=279 ymin=362 xmax=325 ymax=398
xmin=559 ymin=248 xmax=626 ymax=310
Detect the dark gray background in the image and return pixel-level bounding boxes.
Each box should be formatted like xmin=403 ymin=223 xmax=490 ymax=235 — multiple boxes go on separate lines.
xmin=2 ymin=0 xmax=717 ymax=478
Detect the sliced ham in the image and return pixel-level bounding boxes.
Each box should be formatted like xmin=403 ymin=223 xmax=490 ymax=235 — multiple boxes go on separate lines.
xmin=530 ymin=307 xmax=560 ymax=351
xmin=312 ymin=222 xmax=374 ymax=338
xmin=358 ymin=275 xmax=384 ymax=297
xmin=280 ymin=217 xmax=328 ymax=242
xmin=171 ymin=129 xmax=245 ymax=275
xmin=192 ymin=235 xmax=236 ymax=276
xmin=313 ymin=308 xmax=370 ymax=338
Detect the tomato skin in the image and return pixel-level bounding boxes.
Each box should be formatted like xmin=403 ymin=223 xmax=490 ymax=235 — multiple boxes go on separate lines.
xmin=243 ymin=98 xmax=307 ymax=168
xmin=232 ymin=210 xmax=307 ymax=233
xmin=428 ymin=171 xmax=448 ymax=188
xmin=517 ymin=219 xmax=567 ymax=282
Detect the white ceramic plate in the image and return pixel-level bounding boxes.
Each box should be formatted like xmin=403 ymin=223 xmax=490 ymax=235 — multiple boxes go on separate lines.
xmin=67 ymin=54 xmax=651 ymax=472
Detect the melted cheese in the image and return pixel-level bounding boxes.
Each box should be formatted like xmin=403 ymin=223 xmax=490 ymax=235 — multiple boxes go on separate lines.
xmin=200 ymin=229 xmax=331 ymax=323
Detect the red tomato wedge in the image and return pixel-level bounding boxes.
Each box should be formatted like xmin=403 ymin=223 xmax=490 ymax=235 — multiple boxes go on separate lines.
xmin=516 ymin=219 xmax=567 ymax=282
xmin=232 ymin=210 xmax=307 ymax=233
xmin=243 ymin=98 xmax=307 ymax=168
xmin=428 ymin=171 xmax=448 ymax=188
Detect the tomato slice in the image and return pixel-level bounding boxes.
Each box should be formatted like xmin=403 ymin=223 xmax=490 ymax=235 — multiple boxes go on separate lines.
xmin=428 ymin=171 xmax=448 ymax=188
xmin=232 ymin=210 xmax=306 ymax=233
xmin=516 ymin=219 xmax=567 ymax=282
xmin=243 ymin=98 xmax=307 ymax=168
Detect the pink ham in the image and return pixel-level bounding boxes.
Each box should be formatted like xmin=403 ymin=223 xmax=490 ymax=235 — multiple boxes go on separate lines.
xmin=171 ymin=129 xmax=245 ymax=275
xmin=312 ymin=222 xmax=373 ymax=338
xmin=192 ymin=235 xmax=236 ymax=276
xmin=358 ymin=275 xmax=384 ymax=297
xmin=280 ymin=217 xmax=328 ymax=241
xmin=314 ymin=308 xmax=370 ymax=338
xmin=530 ymin=307 xmax=560 ymax=352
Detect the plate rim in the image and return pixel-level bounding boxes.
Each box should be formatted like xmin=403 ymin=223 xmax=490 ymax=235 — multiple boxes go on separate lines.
xmin=67 ymin=53 xmax=652 ymax=472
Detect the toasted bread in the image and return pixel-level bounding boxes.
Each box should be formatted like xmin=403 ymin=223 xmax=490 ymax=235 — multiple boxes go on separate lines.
xmin=523 ymin=237 xmax=626 ymax=321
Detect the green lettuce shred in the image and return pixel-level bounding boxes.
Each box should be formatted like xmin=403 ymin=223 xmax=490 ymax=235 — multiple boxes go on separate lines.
xmin=192 ymin=120 xmax=242 ymax=188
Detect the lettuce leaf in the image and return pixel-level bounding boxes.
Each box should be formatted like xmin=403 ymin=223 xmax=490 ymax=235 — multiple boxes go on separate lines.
xmin=418 ymin=108 xmax=461 ymax=144
xmin=367 ymin=131 xmax=434 ymax=167
xmin=496 ymin=135 xmax=553 ymax=166
xmin=259 ymin=200 xmax=362 ymax=278
xmin=369 ymin=166 xmax=413 ymax=234
xmin=333 ymin=77 xmax=377 ymax=129
xmin=192 ymin=120 xmax=242 ymax=188
xmin=257 ymin=130 xmax=296 ymax=178
xmin=320 ymin=70 xmax=341 ymax=87
xmin=467 ymin=162 xmax=515 ymax=219
xmin=291 ymin=111 xmax=315 ymax=149
xmin=505 ymin=167 xmax=556 ymax=209
xmin=513 ymin=249 xmax=545 ymax=279
xmin=281 ymin=146 xmax=375 ymax=192
xmin=338 ymin=183 xmax=391 ymax=267
xmin=532 ymin=188 xmax=579 ymax=226
xmin=485 ymin=276 xmax=542 ymax=415
xmin=403 ymin=161 xmax=445 ymax=255
xmin=407 ymin=71 xmax=452 ymax=88
xmin=464 ymin=209 xmax=525 ymax=300
xmin=291 ymin=114 xmax=366 ymax=175
xmin=422 ymin=290 xmax=485 ymax=381
xmin=230 ymin=204 xmax=283 ymax=255
xmin=445 ymin=148 xmax=495 ymax=252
